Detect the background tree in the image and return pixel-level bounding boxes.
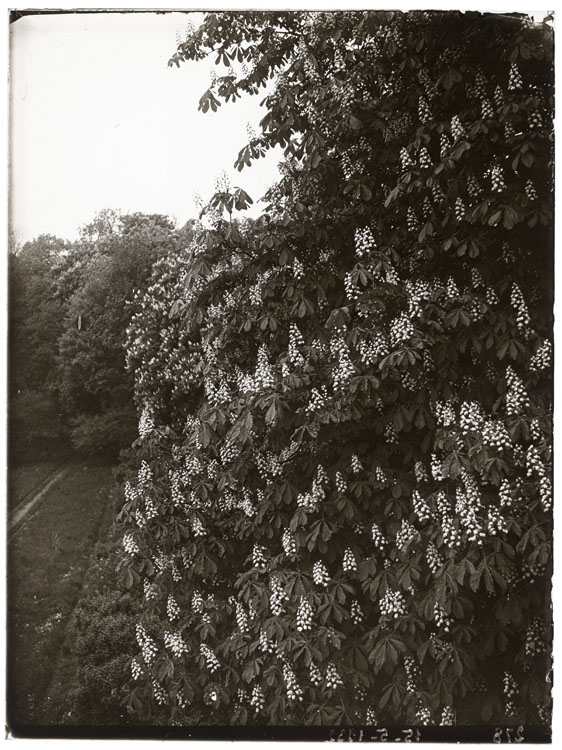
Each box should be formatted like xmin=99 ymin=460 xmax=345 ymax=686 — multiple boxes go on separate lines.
xmin=9 ymin=234 xmax=69 ymax=459
xmin=56 ymin=211 xmax=188 ymax=456
xmin=119 ymin=10 xmax=553 ymax=727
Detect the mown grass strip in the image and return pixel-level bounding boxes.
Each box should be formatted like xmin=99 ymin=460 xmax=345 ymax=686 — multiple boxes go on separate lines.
xmin=8 ymin=457 xmax=70 ymax=513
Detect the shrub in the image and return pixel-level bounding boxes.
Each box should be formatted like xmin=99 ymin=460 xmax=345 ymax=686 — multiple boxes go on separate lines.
xmin=67 ymin=530 xmax=142 ymax=724
xmin=69 ymin=407 xmax=138 ymax=457
xmin=9 ymin=389 xmax=65 ymax=461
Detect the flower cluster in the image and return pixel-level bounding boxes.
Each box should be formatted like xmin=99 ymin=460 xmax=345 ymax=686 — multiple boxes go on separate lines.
xmin=292 ymin=257 xmax=304 ymax=280
xmin=335 ymin=471 xmax=347 ymax=493
xmin=414 ymin=460 xmax=429 ymax=483
xmin=487 ymin=505 xmax=508 ymax=536
xmin=330 ymin=330 xmax=355 ymax=390
xmin=491 ymin=164 xmax=506 ymax=192
xmin=354 ymin=227 xmax=377 ymax=257
xmin=250 ymin=684 xmax=265 ymax=713
xmin=530 ymin=339 xmax=551 ymax=371
xmin=220 ymin=441 xmax=241 ymax=464
xmin=431 ymin=181 xmax=445 ymax=204
xmin=164 ymin=630 xmax=188 ymax=658
xmin=131 ymin=658 xmax=143 ymax=680
xmin=282 ymin=663 xmax=303 ymax=701
xmin=505 ymin=366 xmax=530 ymax=416
xmin=191 ymin=590 xmax=204 ymax=613
xmin=259 ymin=628 xmax=276 ymax=654
xmin=431 ymin=454 xmax=444 ymax=481
xmin=138 ymin=406 xmax=154 ymax=438
xmin=309 ymin=661 xmax=322 ymax=686
xmin=282 ymin=528 xmax=297 ymax=556
xmin=406 ymin=207 xmax=419 ymax=232
xmin=449 ymin=114 xmax=465 ymax=142
xmin=482 ymin=419 xmax=512 ymax=451
xmin=200 ymin=644 xmax=220 ymax=673
xmin=306 ymin=385 xmax=328 ymax=413
xmin=400 ymin=147 xmax=414 ymax=172
xmin=525 ymin=617 xmax=547 ymax=657
xmin=508 ymin=62 xmax=523 ymax=90
xmin=325 ymin=661 xmax=343 ymax=689
xmin=454 ymin=197 xmax=466 ymax=220
xmin=396 ymin=518 xmax=417 ymax=550
xmin=254 ymin=344 xmax=274 ymax=391
xmin=511 ymin=282 xmax=531 ymax=335
xmin=152 ymin=680 xmax=167 ymax=705
xmin=440 ymin=133 xmax=451 ymax=159
xmin=380 ymin=589 xmax=407 ymax=619
xmin=525 ymin=179 xmax=538 ymax=201
xmin=467 ymin=172 xmax=483 ymax=199
xmin=418 ymin=96 xmax=432 ymax=123
xmin=343 ymin=547 xmax=357 ymax=572
xmin=269 ymin=575 xmax=288 ymax=616
xmin=350 ymin=599 xmax=364 ymax=625
xmin=416 ymin=705 xmax=431 ymax=725
xmin=313 ymin=560 xmax=330 ymax=586
xmin=191 ymin=516 xmax=207 ymax=536
xmin=455 ymin=487 xmax=485 ymax=544
xmin=403 ymin=655 xmax=420 ymax=693
xmin=358 ymin=332 xmax=388 ymax=364
xmin=436 ymin=491 xmax=462 ymax=548
xmin=234 ymin=601 xmax=249 ymax=633
xmin=435 ymin=399 xmax=456 ymax=426
xmin=434 ymin=602 xmax=451 ymax=631
xmin=412 ymin=489 xmax=431 ymax=522
xmin=345 ymin=271 xmax=360 ymax=302
xmin=254 ymin=451 xmax=282 ymax=482
xmin=385 ymin=423 xmax=398 ymax=445
xmin=426 ymin=541 xmax=444 ymax=574
xmin=503 ymin=670 xmax=518 ymax=699
xmin=539 ymin=475 xmax=552 ymax=512
xmin=167 ymin=595 xmax=180 ymax=621
xmin=136 ymin=624 xmax=158 ymax=666
xmin=252 ymin=543 xmax=267 ymax=569
xmin=371 ymin=522 xmax=385 ymax=551
xmin=296 ymin=596 xmax=313 ymax=631
xmin=123 ymin=533 xmax=139 ymax=556
xmin=288 ymin=323 xmax=305 ymax=366
xmin=459 ymin=400 xmax=485 ymax=432
xmin=390 ymin=312 xmax=414 ymax=347
xmin=418 ymin=145 xmax=432 ymax=169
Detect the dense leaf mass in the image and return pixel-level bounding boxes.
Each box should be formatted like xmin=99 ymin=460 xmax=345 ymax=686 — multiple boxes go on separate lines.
xmin=55 ymin=212 xmax=188 ymax=454
xmin=120 ymin=11 xmax=553 ymax=726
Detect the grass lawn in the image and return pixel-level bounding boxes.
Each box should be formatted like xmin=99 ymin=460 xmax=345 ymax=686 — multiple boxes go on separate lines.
xmin=8 ymin=457 xmax=71 ymax=513
xmin=7 ymin=458 xmax=117 ymax=730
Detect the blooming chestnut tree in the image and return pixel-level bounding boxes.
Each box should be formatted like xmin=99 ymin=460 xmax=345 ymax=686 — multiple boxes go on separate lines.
xmin=119 ymin=11 xmax=553 ymax=726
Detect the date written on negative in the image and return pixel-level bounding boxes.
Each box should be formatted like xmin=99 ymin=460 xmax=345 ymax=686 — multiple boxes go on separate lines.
xmin=330 ymin=728 xmax=422 ymax=742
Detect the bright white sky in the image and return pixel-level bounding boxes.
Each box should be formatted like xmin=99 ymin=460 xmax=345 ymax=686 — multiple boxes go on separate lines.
xmin=9 ymin=8 xmax=551 ymax=245
xmin=9 ymin=11 xmax=282 ymax=244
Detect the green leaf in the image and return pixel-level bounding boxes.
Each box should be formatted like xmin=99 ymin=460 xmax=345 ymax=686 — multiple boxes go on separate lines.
xmin=488 ymin=209 xmax=503 ymax=226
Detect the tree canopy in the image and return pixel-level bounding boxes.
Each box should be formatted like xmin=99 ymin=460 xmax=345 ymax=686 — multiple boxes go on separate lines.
xmin=118 ymin=10 xmax=553 ymax=728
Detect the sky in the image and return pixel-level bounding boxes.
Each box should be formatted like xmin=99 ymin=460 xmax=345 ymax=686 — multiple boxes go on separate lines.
xmin=8 ymin=8 xmax=552 ymax=245
xmin=9 ymin=11 xmax=283 ymax=245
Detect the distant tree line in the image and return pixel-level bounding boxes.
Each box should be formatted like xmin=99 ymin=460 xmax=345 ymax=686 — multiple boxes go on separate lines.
xmin=8 ymin=210 xmax=192 ymax=461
